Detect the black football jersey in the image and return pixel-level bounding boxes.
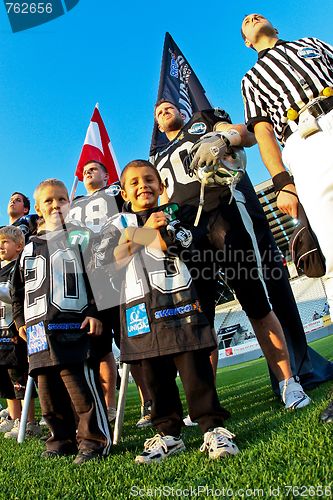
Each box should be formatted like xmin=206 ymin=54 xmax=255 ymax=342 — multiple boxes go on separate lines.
xmin=12 ymin=214 xmax=38 ymax=243
xmin=12 ymin=223 xmax=98 ymax=372
xmin=97 ymin=204 xmax=215 ymax=362
xmin=68 ymin=184 xmax=123 ymax=312
xmin=68 ymin=184 xmax=123 ymax=234
xmin=152 ymin=109 xmax=231 ymax=213
xmin=0 ymin=260 xmax=27 ymax=366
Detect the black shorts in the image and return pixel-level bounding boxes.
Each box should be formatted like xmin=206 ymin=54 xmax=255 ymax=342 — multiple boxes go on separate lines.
xmin=91 ymin=306 xmax=121 ymax=360
xmin=0 ymin=366 xmax=16 ymax=399
xmin=0 ymin=336 xmax=28 ymax=368
xmin=0 ymin=365 xmax=37 ymax=400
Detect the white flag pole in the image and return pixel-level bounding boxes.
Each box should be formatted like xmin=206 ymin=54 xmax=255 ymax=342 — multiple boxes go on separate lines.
xmin=17 ymin=376 xmax=35 ymax=443
xmin=113 ymin=363 xmax=130 ymax=444
xmin=70 ymin=103 xmax=100 ymax=203
xmin=69 ymin=176 xmax=79 ymax=203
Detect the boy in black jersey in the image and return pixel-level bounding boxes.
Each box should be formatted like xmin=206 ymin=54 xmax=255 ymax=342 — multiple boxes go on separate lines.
xmin=99 ymin=160 xmax=238 ymax=463
xmin=68 ymin=161 xmax=123 ymax=422
xmin=70 ymin=160 xmax=153 ymax=428
xmin=12 ymin=179 xmax=111 ymax=464
xmin=0 ymin=226 xmax=40 ymax=439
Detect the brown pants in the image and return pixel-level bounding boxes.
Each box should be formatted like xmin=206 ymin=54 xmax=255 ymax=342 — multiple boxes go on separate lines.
xmin=142 ymin=349 xmax=230 ymax=436
xmin=37 ymin=362 xmax=111 ymax=455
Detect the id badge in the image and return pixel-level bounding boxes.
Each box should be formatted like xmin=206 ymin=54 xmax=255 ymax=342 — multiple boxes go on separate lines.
xmin=298 ymin=112 xmax=320 ymax=139
xmin=27 ymin=321 xmax=48 ymax=355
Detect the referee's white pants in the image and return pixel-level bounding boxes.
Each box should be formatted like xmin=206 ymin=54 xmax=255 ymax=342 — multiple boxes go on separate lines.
xmin=282 ymin=109 xmax=333 ymax=311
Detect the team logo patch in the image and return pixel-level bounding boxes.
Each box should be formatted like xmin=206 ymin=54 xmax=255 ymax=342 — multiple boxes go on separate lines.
xmin=27 ymin=322 xmax=48 ymax=356
xmin=126 ymin=303 xmax=150 ymax=337
xmin=188 ymin=122 xmax=207 ymax=135
xmin=175 ymin=227 xmax=193 ymax=248
xmin=105 ymin=184 xmax=121 ymax=196
xmin=67 ymin=229 xmax=90 ymax=251
xmin=154 ymin=301 xmax=201 ymax=320
xmin=297 ymin=47 xmax=321 ymax=59
xmin=162 ymin=203 xmax=179 ymax=221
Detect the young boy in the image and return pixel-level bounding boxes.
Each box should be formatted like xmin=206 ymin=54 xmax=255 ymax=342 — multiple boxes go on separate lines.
xmin=0 ymin=226 xmax=40 ymax=439
xmin=98 ymin=159 xmax=238 ymax=463
xmin=69 ymin=160 xmax=152 ymax=428
xmin=11 ymin=179 xmax=111 ymax=464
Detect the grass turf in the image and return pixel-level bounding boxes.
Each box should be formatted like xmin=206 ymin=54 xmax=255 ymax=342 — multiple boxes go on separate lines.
xmin=0 ymin=336 xmax=333 ymax=499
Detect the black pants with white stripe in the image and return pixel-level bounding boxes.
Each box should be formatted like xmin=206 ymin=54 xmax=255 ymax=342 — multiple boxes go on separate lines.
xmin=187 ymin=194 xmax=272 ymax=322
xmin=37 ymin=361 xmax=112 ymax=455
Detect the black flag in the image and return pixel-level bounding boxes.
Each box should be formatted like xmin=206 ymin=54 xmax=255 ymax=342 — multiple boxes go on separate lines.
xmin=150 ymin=32 xmax=212 ymax=156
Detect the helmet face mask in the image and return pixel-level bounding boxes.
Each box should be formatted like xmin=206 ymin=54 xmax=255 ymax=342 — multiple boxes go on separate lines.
xmin=187 ymin=146 xmax=247 ymax=227
xmin=186 ymin=147 xmax=247 ymax=187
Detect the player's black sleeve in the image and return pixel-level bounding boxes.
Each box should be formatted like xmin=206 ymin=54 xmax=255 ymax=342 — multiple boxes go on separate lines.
xmin=13 ymin=215 xmax=38 ymax=243
xmin=11 ymin=253 xmax=26 ymax=329
xmin=68 ymin=226 xmax=102 ymax=320
xmin=94 ymin=220 xmax=122 ymax=268
xmin=198 ymin=108 xmax=232 ymax=125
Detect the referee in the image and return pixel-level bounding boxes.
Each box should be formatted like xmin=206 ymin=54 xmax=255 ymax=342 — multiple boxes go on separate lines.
xmin=241 ymin=13 xmax=333 ymax=423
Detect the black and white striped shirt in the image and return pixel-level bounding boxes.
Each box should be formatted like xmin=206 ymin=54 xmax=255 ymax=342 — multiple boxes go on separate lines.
xmin=241 ymin=38 xmax=333 ymax=144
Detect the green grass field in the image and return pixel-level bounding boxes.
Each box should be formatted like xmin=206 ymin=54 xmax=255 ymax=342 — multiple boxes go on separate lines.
xmin=1 ymin=336 xmax=333 ymax=500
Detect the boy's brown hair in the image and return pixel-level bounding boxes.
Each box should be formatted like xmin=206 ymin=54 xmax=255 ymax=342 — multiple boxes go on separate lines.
xmin=120 ymin=160 xmax=163 ymax=189
xmin=83 ymin=160 xmax=108 ymax=174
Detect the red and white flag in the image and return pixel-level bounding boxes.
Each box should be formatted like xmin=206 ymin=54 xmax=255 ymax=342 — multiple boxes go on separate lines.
xmin=75 ymin=105 xmax=120 ymax=184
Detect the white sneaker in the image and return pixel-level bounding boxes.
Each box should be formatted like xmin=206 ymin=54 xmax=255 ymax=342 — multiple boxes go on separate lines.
xmin=39 ymin=417 xmax=48 ymax=427
xmin=0 ymin=417 xmax=15 ymax=433
xmin=0 ymin=408 xmax=9 ymax=419
xmin=280 ymin=378 xmax=311 ymax=410
xmin=183 ymin=414 xmax=198 ymax=427
xmin=200 ymin=427 xmax=239 ymax=459
xmin=136 ymin=414 xmax=152 ymax=428
xmin=135 ymin=434 xmax=185 ymax=464
xmin=26 ymin=420 xmax=42 ymax=437
xmin=136 ymin=401 xmax=152 ymax=428
xmin=4 ymin=418 xmax=20 ymax=439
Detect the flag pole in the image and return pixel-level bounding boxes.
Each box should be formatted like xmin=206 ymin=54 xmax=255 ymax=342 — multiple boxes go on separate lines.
xmin=113 ymin=362 xmax=130 ymax=444
xmin=17 ymin=376 xmax=35 ymax=443
xmin=69 ymin=176 xmax=79 ymax=203
xmin=69 ymin=103 xmax=100 ymax=203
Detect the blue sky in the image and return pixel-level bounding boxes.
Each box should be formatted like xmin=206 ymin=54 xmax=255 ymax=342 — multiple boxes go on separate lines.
xmin=0 ymin=0 xmax=332 ymax=225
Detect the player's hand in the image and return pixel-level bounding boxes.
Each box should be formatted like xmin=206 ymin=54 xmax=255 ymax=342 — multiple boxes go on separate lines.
xmin=81 ymin=317 xmax=103 ymax=336
xmin=18 ymin=325 xmax=27 ymax=342
xmin=189 ymin=132 xmax=230 ymax=170
xmin=144 ymin=211 xmax=168 ymax=229
xmin=118 ymin=228 xmax=131 ymax=245
xmin=276 ymin=184 xmax=299 ymax=219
